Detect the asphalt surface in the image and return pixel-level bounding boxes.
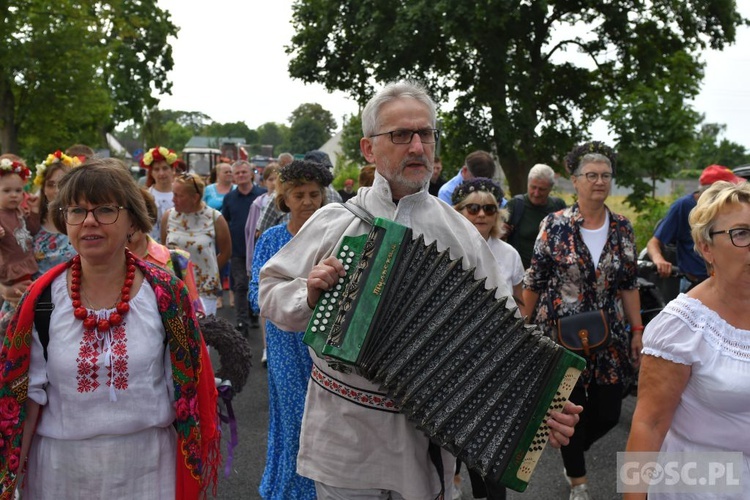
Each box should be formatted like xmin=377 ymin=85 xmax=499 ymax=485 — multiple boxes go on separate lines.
xmin=213 ymin=305 xmax=635 ymax=500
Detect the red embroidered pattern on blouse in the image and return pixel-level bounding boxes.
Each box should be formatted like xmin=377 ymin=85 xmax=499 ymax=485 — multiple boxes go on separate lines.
xmin=76 ymin=313 xmax=129 ymax=393
xmin=108 ymin=324 xmax=129 ymax=390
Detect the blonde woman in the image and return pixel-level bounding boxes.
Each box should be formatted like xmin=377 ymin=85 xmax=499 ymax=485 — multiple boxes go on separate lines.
xmin=626 ymin=180 xmax=750 ymax=500
xmin=162 ymin=172 xmax=231 ymax=316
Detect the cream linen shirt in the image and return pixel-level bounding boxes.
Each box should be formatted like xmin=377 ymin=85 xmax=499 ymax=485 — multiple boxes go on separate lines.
xmin=260 ymin=173 xmax=515 ymax=500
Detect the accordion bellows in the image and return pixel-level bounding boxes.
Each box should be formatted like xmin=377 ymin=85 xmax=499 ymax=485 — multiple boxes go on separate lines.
xmin=304 ymin=217 xmax=585 ymax=492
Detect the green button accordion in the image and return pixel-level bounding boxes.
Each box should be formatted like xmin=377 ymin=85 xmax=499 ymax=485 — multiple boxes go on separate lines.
xmin=304 ymin=217 xmax=585 ymax=492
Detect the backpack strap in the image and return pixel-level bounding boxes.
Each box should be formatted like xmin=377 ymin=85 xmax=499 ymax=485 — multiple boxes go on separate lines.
xmin=35 ymin=285 xmax=55 ymax=361
xmin=509 ymin=194 xmax=525 ymax=228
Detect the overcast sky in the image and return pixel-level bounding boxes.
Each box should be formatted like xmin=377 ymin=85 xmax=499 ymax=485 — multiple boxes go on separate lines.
xmin=154 ymin=0 xmax=750 ymax=146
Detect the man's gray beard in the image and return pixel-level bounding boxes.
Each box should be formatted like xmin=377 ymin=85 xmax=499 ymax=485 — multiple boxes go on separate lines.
xmin=380 ymin=156 xmax=433 ymax=192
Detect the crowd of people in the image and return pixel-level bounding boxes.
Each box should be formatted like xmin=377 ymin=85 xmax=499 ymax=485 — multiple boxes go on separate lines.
xmin=0 ymin=80 xmax=747 ymax=500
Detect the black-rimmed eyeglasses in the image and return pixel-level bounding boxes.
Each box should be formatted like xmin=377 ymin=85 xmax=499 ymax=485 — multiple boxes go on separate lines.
xmin=61 ymin=205 xmax=128 ymax=225
xmin=369 ymin=128 xmax=440 ymax=144
xmin=708 ymin=227 xmax=750 ymax=248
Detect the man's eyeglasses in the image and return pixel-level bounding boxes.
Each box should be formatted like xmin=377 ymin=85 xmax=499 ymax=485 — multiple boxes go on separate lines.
xmin=575 ymin=172 xmax=613 ymax=183
xmin=708 ymin=227 xmax=750 ymax=248
xmin=369 ymin=128 xmax=440 ymax=145
xmin=61 ymin=205 xmax=128 ymax=225
xmin=180 ymin=172 xmax=200 ymax=194
xmin=463 ymin=203 xmax=498 ymax=216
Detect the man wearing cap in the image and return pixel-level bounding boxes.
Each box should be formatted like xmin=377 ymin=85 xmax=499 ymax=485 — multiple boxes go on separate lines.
xmin=647 ymin=164 xmax=744 ymax=291
xmin=338 ymin=178 xmax=356 ymax=202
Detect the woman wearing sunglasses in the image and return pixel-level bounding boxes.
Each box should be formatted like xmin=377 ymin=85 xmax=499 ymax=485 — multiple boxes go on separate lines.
xmin=521 ymin=142 xmax=643 ymax=500
xmin=162 ymin=172 xmax=231 ymax=316
xmin=452 ymin=178 xmax=524 ymax=304
xmin=450 ymin=178 xmax=521 ymax=500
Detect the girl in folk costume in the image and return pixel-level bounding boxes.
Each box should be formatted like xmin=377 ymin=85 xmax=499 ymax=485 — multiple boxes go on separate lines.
xmin=0 ymin=157 xmax=40 ymax=313
xmin=0 ymin=159 xmax=220 ymax=499
xmin=142 ymin=145 xmax=179 ymax=241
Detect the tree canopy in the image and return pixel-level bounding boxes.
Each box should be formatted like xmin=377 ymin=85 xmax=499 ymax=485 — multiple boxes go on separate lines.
xmin=287 ymin=0 xmax=746 ymax=195
xmin=0 ymin=0 xmax=177 ymax=160
xmin=289 ymin=103 xmax=336 ymax=153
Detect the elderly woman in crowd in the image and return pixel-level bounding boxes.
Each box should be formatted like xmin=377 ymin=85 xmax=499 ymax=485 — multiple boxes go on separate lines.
xmin=203 ymin=162 xmax=235 ymax=308
xmin=129 ymin=188 xmax=204 ymax=317
xmin=521 ymin=142 xmax=643 ymax=500
xmin=626 ymin=180 xmax=750 ymax=500
xmin=249 ymin=160 xmax=333 ymax=500
xmin=162 ymin=172 xmax=231 ymax=316
xmin=0 ymin=158 xmax=219 ymax=499
xmin=142 ymin=146 xmax=179 ymax=241
xmin=453 ymin=178 xmax=523 ymax=304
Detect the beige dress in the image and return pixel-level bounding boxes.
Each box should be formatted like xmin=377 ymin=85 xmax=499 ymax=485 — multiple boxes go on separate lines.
xmin=165 ymin=205 xmax=221 ymax=299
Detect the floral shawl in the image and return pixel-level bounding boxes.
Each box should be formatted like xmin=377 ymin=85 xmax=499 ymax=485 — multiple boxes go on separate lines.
xmin=0 ymin=257 xmax=220 ymax=499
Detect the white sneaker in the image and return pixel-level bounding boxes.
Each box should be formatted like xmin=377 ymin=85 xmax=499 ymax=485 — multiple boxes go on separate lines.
xmin=569 ymin=483 xmax=591 ymax=500
xmin=261 ymin=348 xmax=267 ymax=368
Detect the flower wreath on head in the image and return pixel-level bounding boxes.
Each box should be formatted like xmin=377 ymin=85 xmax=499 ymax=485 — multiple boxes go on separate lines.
xmin=141 ymin=146 xmax=179 ymax=169
xmin=33 ymin=150 xmax=82 ymax=187
xmin=452 ymin=177 xmax=504 ymax=206
xmin=563 ymin=141 xmax=617 ymax=176
xmin=0 ymin=158 xmax=32 ymax=182
xmin=278 ymin=160 xmax=333 ymax=187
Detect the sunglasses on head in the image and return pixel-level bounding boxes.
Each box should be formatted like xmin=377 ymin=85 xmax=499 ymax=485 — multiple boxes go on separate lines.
xmin=463 ymin=203 xmax=498 ymax=215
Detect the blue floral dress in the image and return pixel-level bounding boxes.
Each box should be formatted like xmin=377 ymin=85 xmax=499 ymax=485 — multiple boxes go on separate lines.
xmin=249 ymin=224 xmax=315 ymax=500
xmin=524 ymin=203 xmax=638 ymax=387
xmin=33 ymin=226 xmax=77 ymax=276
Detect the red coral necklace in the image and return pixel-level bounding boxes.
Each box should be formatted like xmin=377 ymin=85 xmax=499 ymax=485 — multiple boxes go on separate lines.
xmin=70 ymin=250 xmax=136 ymax=331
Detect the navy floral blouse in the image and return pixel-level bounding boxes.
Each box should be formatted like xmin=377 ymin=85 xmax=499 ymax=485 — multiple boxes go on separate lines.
xmin=524 ymin=202 xmax=637 ymax=387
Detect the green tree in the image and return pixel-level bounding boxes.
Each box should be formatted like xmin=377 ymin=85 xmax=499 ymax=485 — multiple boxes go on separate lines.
xmin=0 ymin=0 xmax=177 ymax=159
xmin=287 ymin=0 xmax=744 ymax=194
xmin=690 ymin=123 xmax=750 ymax=169
xmin=608 ymin=51 xmax=702 ymax=208
xmin=202 ymin=121 xmax=254 ymax=141
xmin=256 ymin=122 xmax=291 ymax=154
xmin=289 ymin=103 xmax=337 ymax=136
xmin=290 ymin=117 xmax=329 ymax=154
xmin=339 ymin=113 xmax=364 ymax=164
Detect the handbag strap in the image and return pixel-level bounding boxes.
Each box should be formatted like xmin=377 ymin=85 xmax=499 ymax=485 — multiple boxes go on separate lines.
xmin=339 ymin=202 xmax=376 ymax=225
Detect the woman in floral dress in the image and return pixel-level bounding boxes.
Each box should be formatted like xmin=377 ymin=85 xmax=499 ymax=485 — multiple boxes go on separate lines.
xmin=162 ymin=172 xmax=231 ymax=316
xmin=249 ymin=160 xmax=332 ymax=500
xmin=521 ymin=142 xmax=644 ymax=500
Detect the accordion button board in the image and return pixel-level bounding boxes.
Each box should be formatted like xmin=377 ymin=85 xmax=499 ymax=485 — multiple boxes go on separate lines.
xmin=303 ymin=216 xmax=586 ymax=492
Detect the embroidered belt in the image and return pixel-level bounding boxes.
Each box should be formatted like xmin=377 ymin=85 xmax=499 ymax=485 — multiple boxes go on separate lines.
xmin=311 ymin=364 xmax=399 ymax=413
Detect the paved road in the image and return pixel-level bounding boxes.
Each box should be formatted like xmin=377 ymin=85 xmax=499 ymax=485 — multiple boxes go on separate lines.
xmin=212 ymin=306 xmax=634 ymax=499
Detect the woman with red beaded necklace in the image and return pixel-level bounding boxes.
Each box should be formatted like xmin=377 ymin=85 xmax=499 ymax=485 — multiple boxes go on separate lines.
xmin=0 ymin=159 xmax=220 ymax=499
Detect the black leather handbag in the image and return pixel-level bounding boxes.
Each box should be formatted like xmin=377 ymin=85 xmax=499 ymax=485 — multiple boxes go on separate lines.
xmin=556 ymin=310 xmax=611 ymax=357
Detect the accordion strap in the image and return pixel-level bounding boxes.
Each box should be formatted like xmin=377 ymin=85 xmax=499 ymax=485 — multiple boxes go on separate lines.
xmin=339 ymin=202 xmax=375 ymax=225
